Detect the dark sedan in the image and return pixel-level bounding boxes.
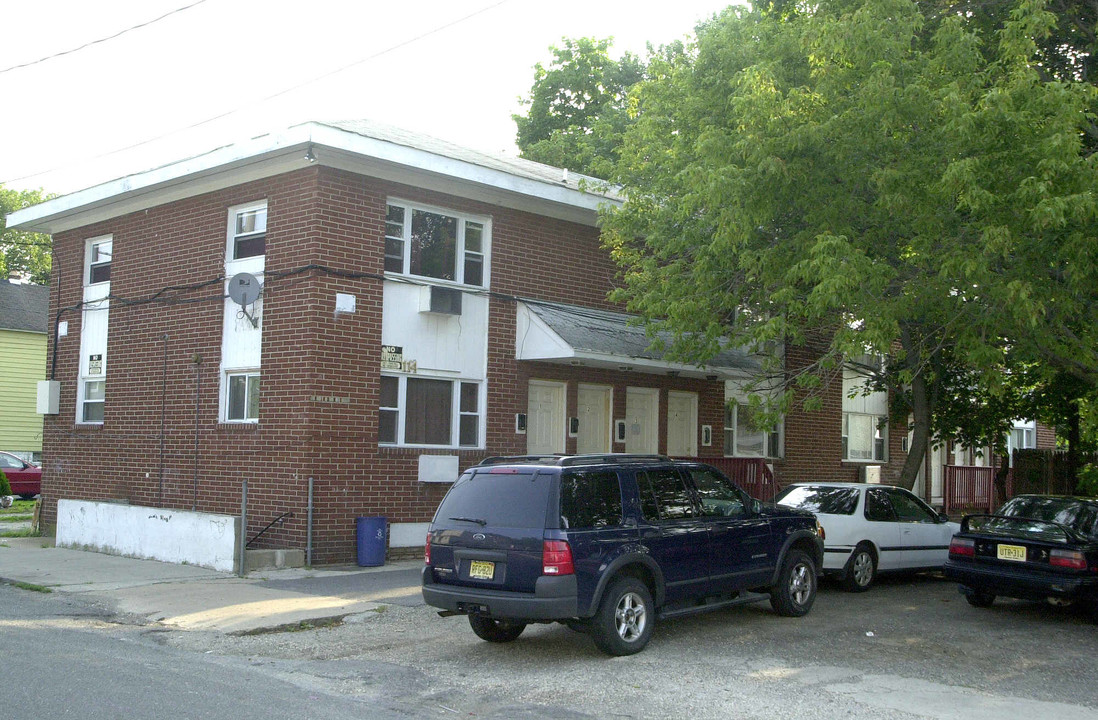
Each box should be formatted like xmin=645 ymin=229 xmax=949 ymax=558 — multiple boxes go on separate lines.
xmin=0 ymin=451 xmax=41 ymax=499
xmin=944 ymin=495 xmax=1098 ymax=614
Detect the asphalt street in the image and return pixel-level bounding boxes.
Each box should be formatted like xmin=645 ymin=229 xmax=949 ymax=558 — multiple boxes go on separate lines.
xmin=5 ymin=553 xmax=1098 ymax=720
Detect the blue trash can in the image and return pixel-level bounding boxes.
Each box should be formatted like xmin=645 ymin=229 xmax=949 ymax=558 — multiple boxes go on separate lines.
xmin=356 ymin=516 xmax=387 ymax=567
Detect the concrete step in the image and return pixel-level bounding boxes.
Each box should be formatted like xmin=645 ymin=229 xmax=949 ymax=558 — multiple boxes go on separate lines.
xmin=244 ymin=548 xmax=305 ymax=572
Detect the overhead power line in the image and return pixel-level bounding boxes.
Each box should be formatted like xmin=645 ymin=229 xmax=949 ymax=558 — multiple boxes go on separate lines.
xmin=0 ymin=0 xmax=210 ymax=75
xmin=1 ymin=0 xmax=510 ymax=188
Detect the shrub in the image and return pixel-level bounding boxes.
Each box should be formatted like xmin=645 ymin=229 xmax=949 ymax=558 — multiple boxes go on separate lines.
xmin=1077 ymin=464 xmax=1098 ymax=498
xmin=0 ymin=470 xmax=11 ymax=497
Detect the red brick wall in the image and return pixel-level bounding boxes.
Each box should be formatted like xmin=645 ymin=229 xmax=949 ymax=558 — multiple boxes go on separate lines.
xmin=41 ymin=166 xmax=674 ymax=563
xmin=774 ymin=337 xmax=909 ymax=486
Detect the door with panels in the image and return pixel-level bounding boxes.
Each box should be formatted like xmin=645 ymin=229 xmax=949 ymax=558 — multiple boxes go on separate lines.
xmin=527 ymin=380 xmax=566 ymax=454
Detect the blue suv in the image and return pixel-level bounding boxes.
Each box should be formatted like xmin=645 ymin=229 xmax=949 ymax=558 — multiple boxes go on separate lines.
xmin=422 ymin=454 xmax=824 ymax=655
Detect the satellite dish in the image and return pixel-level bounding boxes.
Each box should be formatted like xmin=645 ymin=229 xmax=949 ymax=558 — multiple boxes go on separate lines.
xmin=228 ymin=272 xmax=261 ymax=328
xmin=228 ymin=272 xmax=261 ymax=306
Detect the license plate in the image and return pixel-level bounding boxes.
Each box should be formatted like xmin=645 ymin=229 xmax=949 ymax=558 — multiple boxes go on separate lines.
xmin=469 ymin=560 xmax=495 ymax=580
xmin=997 ymin=544 xmax=1027 ymax=562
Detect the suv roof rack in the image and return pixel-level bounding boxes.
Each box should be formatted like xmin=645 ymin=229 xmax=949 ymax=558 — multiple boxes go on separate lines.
xmin=475 ymin=453 xmax=672 ymax=468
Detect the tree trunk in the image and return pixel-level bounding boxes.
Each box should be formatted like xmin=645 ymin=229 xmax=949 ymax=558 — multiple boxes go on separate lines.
xmin=1067 ymin=399 xmax=1081 ymax=493
xmin=898 ymin=326 xmax=931 ymax=492
xmin=993 ymin=451 xmax=1009 ymax=505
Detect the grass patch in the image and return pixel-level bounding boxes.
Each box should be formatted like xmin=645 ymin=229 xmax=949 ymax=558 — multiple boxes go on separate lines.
xmin=0 ymin=500 xmax=35 ymax=515
xmin=4 ymin=580 xmax=52 ymax=593
xmin=231 ymin=615 xmax=345 ymax=636
xmin=0 ymin=515 xmax=33 ymax=523
xmin=0 ymin=528 xmax=42 ymax=538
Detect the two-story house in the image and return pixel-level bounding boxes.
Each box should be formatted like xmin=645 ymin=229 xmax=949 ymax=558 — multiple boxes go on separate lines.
xmin=8 ymin=120 xmax=916 ymax=563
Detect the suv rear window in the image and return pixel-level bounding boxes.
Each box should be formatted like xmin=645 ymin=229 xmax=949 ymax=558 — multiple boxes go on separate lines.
xmin=435 ymin=470 xmax=551 ymax=528
xmin=560 ymin=470 xmax=623 ymax=529
xmin=776 ymin=485 xmax=859 ymax=515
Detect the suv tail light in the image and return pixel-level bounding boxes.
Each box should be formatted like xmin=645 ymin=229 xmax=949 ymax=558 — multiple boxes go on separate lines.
xmin=542 ymin=540 xmax=574 ymax=576
xmin=949 ymin=537 xmax=975 ymax=557
xmin=1050 ymin=548 xmax=1086 ymax=570
xmin=424 ymin=532 xmax=431 ymax=565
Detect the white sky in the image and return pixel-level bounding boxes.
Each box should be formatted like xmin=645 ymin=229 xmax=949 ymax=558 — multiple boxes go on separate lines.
xmin=1 ymin=0 xmax=735 ymax=196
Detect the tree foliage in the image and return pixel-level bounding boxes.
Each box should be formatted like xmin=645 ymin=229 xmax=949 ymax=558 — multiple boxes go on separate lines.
xmin=1 ymin=186 xmax=52 ymax=285
xmin=602 ymin=0 xmax=1098 ymax=488
xmin=514 ymin=37 xmax=646 ymax=179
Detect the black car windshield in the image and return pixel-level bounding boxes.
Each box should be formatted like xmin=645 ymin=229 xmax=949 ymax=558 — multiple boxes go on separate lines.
xmin=435 ymin=469 xmax=551 ymax=529
xmin=975 ymin=496 xmax=1098 ymax=541
xmin=775 ymin=486 xmax=859 ymax=516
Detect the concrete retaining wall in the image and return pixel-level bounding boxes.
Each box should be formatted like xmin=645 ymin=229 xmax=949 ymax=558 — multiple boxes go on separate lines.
xmin=56 ymin=500 xmax=240 ymax=572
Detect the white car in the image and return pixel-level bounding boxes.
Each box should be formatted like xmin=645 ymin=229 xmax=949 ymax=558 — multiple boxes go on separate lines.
xmin=774 ymin=482 xmax=960 ymax=592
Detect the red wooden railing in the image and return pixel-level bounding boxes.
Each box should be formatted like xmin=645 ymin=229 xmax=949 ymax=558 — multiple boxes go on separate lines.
xmin=695 ymin=457 xmax=780 ymax=501
xmin=942 ymin=466 xmax=1014 ymax=515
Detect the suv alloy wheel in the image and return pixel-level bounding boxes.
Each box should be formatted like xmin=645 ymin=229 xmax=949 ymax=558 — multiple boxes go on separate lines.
xmin=591 ymin=576 xmax=655 ymax=656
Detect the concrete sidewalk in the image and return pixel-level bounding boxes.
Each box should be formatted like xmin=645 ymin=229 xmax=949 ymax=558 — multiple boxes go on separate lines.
xmin=0 ymin=536 xmax=424 ymax=633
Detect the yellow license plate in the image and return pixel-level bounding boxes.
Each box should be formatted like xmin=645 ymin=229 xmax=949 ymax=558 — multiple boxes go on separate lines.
xmin=469 ymin=560 xmax=495 ymax=580
xmin=997 ymin=544 xmax=1027 ymax=562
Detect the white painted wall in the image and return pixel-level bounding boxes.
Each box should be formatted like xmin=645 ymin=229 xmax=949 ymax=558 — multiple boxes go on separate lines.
xmin=56 ymin=500 xmax=240 ymax=572
xmin=381 ymin=281 xmax=488 ymax=378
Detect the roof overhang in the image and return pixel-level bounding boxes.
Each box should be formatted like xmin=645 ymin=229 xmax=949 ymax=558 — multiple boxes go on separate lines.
xmin=515 ymin=301 xmax=759 ymax=380
xmin=6 ymin=122 xmax=621 ymax=235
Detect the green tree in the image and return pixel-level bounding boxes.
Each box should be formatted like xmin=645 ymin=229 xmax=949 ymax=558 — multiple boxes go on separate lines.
xmin=603 ymin=0 xmax=1098 ymax=489
xmin=1 ymin=186 xmax=52 ymax=285
xmin=514 ymin=37 xmax=646 ymax=179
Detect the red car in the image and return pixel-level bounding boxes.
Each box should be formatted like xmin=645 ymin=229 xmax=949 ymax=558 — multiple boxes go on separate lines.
xmin=0 ymin=451 xmax=41 ymax=499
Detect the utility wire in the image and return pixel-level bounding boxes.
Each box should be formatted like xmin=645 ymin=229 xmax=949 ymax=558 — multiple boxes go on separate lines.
xmin=1 ymin=0 xmax=511 ymax=187
xmin=0 ymin=0 xmax=210 ymax=75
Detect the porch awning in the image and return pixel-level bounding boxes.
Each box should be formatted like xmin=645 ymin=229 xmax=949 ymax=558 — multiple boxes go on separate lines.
xmin=515 ymin=300 xmax=759 ymax=379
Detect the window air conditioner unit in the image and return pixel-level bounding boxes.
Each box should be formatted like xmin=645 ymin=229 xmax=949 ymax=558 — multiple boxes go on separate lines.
xmin=419 ymin=285 xmax=463 ymax=316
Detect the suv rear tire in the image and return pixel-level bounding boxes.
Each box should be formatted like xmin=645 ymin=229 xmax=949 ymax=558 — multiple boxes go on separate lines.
xmin=770 ymin=549 xmax=817 ymax=617
xmin=590 ymin=576 xmax=654 ymax=656
xmin=468 ymin=615 xmax=526 ymax=643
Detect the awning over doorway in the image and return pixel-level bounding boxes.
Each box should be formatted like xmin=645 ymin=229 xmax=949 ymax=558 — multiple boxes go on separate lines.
xmin=515 ymin=300 xmax=759 ymax=379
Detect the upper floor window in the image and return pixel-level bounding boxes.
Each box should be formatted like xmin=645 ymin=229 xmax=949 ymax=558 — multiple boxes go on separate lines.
xmin=87 ymin=238 xmax=112 ymax=285
xmin=385 ymin=201 xmax=488 ymax=286
xmin=228 ymin=202 xmax=267 ymax=260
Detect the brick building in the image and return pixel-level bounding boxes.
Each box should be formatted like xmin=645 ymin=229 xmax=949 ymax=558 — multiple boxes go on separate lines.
xmin=9 ymin=121 xmax=914 ymax=564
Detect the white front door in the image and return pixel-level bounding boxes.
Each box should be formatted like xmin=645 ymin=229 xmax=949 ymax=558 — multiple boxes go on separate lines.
xmin=625 ymin=387 xmax=659 ymax=454
xmin=576 ymin=384 xmax=612 ymax=455
xmin=667 ymin=391 xmax=698 ymax=457
xmin=527 ymin=380 xmax=566 ymax=454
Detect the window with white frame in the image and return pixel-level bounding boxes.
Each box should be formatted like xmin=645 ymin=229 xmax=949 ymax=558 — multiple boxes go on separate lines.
xmin=225 ymin=371 xmax=260 ymax=422
xmin=78 ymin=236 xmax=112 ymax=424
xmin=724 ymin=403 xmax=782 ymax=458
xmin=87 ymin=238 xmax=112 ymax=284
xmin=221 ymin=201 xmax=265 ymax=423
xmin=378 ymin=375 xmax=482 ymax=447
xmin=385 ymin=201 xmax=488 ymax=286
xmin=842 ymin=413 xmax=887 ymax=461
xmin=842 ymin=364 xmax=888 ymax=462
xmin=1006 ymin=420 xmax=1037 ymax=463
xmin=229 ymin=202 xmax=267 ymax=260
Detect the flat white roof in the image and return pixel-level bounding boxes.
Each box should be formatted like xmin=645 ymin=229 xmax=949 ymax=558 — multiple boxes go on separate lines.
xmin=6 ymin=120 xmax=623 ymax=234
